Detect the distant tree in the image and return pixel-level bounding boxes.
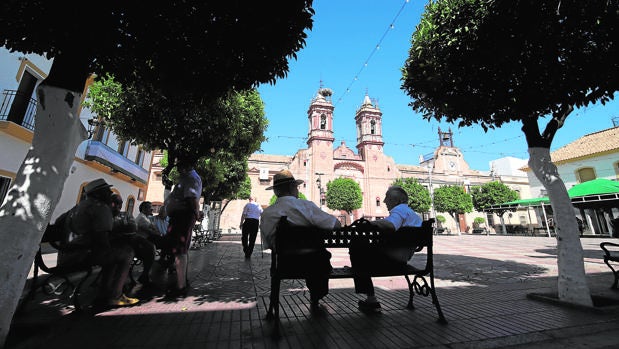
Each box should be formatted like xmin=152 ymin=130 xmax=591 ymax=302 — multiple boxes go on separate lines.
xmin=432 ymin=185 xmax=473 ymax=233
xmin=393 ymin=178 xmax=431 ymax=213
xmin=325 ymin=178 xmax=363 ymax=219
xmin=470 ymin=181 xmax=519 ymax=212
xmin=0 ymin=3 xmax=314 ymax=342
xmin=269 ymin=192 xmax=307 ymax=205
xmin=401 ymin=0 xmax=618 ymax=306
xmin=470 ymin=181 xmax=519 ymax=234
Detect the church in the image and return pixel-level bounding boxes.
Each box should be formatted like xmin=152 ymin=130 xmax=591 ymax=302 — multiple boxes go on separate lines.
xmin=214 ymin=87 xmax=530 ymax=233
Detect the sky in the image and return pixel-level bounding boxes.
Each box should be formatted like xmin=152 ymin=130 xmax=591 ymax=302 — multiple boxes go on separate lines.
xmin=257 ymin=0 xmax=619 ymax=172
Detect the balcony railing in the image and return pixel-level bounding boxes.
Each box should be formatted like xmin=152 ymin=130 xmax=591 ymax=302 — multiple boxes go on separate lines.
xmin=85 ymin=140 xmax=149 ymax=184
xmin=0 ymin=89 xmax=37 ymax=131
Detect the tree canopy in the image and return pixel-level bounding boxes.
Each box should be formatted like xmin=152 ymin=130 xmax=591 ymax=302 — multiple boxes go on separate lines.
xmin=0 ymin=1 xmax=315 ymax=96
xmin=433 ymin=185 xmax=473 ymax=219
xmin=392 ymin=178 xmax=431 ymax=213
xmin=470 ymin=181 xmax=519 ymax=212
xmin=325 ymin=178 xmax=363 ymax=214
xmin=402 ymin=0 xmax=619 ymax=134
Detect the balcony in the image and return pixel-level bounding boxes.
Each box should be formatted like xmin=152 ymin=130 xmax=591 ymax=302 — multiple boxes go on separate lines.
xmin=0 ymin=89 xmax=37 ymax=131
xmin=84 ymin=140 xmax=149 ymax=184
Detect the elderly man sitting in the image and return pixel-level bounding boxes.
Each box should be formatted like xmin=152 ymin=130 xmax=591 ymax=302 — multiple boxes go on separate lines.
xmin=260 ymin=170 xmax=341 ymax=309
xmin=349 ymin=185 xmax=422 ymax=313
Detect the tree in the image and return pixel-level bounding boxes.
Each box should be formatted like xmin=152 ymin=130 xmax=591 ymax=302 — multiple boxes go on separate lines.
xmin=470 ymin=181 xmax=519 ymax=234
xmin=393 ymin=178 xmax=431 ymax=213
xmin=325 ymin=178 xmax=363 ymax=220
xmin=401 ymin=0 xmax=618 ymax=306
xmin=432 ymin=185 xmax=473 ymax=234
xmin=0 ymin=2 xmax=315 ymax=345
xmin=87 ymin=74 xmax=268 ymax=203
xmin=269 ymin=192 xmax=307 ymax=205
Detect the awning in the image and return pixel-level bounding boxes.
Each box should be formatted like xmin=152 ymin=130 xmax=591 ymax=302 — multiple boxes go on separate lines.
xmin=567 ymin=178 xmax=619 ymax=197
xmin=486 ymin=179 xmax=619 ymax=211
xmin=485 ymin=197 xmax=549 ymax=211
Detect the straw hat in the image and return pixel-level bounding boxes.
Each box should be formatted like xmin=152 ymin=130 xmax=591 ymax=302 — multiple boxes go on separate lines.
xmin=265 ymin=170 xmax=304 ymax=190
xmin=84 ymin=178 xmax=113 ymax=194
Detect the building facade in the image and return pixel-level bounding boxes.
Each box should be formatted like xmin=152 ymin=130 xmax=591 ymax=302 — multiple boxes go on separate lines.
xmin=524 ymin=123 xmax=619 ymax=235
xmin=218 ymin=87 xmax=532 ymax=233
xmin=0 ymin=48 xmax=153 ymax=220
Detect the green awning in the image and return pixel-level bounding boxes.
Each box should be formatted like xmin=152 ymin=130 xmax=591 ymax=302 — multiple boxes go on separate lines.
xmin=567 ymin=178 xmax=619 ymax=197
xmin=503 ymin=197 xmax=550 ymax=206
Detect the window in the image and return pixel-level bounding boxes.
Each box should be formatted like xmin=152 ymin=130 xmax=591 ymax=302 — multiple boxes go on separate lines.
xmin=576 ymin=167 xmax=596 ymax=183
xmin=370 ymin=120 xmax=376 ymax=134
xmin=320 ymin=114 xmax=326 ymax=130
xmin=118 ymin=141 xmax=130 ymax=157
xmin=0 ymin=176 xmax=12 ymax=204
xmin=135 ymin=148 xmax=145 ymax=166
xmin=126 ymin=196 xmax=135 ymax=215
xmin=376 ymin=197 xmax=381 ymax=207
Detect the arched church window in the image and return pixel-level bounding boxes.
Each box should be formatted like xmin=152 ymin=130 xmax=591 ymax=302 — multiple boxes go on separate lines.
xmin=376 ymin=197 xmax=381 ymax=207
xmin=370 ymin=120 xmax=376 ymax=134
xmin=320 ymin=114 xmax=326 ymax=130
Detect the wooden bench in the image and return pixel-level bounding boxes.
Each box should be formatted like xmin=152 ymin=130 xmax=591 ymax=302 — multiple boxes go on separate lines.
xmin=600 ymin=242 xmax=619 ymax=289
xmin=22 ymin=221 xmax=98 ymax=311
xmin=265 ymin=217 xmax=447 ymax=336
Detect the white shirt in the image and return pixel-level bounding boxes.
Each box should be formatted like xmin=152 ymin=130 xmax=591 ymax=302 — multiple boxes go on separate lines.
xmin=242 ymin=201 xmax=263 ymax=220
xmin=260 ymin=196 xmax=338 ymax=251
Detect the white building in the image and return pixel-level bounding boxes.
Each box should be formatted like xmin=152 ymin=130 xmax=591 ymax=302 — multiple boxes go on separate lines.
xmin=0 ymin=48 xmax=154 ymax=220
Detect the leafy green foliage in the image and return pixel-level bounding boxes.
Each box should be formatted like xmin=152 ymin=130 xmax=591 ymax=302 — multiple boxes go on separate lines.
xmin=269 ymin=192 xmax=307 ymax=205
xmin=435 ymin=214 xmax=446 ymax=223
xmin=392 ymin=177 xmax=431 ymax=213
xmin=433 ymin=185 xmax=473 ymax=220
xmin=470 ymin=181 xmax=520 ymax=212
xmin=473 ymin=217 xmax=486 ymax=226
xmin=0 ymin=1 xmax=316 ymax=96
xmin=325 ymin=178 xmax=362 ymax=213
xmin=402 ymin=0 xmax=619 ymax=131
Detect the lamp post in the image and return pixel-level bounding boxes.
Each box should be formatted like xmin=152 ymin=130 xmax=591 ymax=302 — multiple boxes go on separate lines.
xmin=315 ymin=172 xmax=324 ymax=209
xmin=426 ymin=162 xmax=435 ymax=219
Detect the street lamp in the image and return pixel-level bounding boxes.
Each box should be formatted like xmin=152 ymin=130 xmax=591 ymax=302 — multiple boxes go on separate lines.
xmin=425 ymin=161 xmax=435 ymax=219
xmin=315 ymin=172 xmax=325 ymax=209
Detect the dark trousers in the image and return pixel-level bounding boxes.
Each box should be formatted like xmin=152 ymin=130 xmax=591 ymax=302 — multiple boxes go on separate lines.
xmin=241 ymin=218 xmax=260 ymax=257
xmin=349 ymin=244 xmax=406 ymax=296
xmin=279 ymin=249 xmax=332 ymax=302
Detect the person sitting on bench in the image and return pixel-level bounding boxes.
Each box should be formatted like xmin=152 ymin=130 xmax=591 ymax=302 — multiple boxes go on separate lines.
xmin=260 ymin=170 xmax=341 ymax=310
xmin=68 ymin=179 xmax=139 ymax=307
xmin=349 ymin=185 xmax=422 ymax=313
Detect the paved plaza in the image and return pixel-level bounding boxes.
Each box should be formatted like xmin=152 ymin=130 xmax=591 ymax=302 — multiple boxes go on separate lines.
xmin=7 ymin=234 xmax=619 ymax=348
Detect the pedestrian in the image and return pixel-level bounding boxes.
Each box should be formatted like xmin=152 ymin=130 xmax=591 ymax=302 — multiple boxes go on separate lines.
xmin=240 ymin=196 xmax=262 ymax=258
xmin=163 ymin=156 xmax=202 ymax=298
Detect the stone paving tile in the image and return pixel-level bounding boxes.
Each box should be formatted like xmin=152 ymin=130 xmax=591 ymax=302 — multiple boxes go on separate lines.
xmin=8 ymin=234 xmax=619 ymax=348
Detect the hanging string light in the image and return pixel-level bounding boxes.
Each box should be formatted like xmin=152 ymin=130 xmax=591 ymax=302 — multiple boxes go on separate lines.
xmin=334 ymin=0 xmax=410 ymax=106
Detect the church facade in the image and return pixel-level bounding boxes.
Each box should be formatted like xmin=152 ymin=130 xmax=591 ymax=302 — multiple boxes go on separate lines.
xmin=218 ymin=87 xmax=532 ymax=233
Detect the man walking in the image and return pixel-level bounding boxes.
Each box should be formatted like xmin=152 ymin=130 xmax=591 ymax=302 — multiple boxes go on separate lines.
xmin=240 ymin=196 xmax=262 ymax=258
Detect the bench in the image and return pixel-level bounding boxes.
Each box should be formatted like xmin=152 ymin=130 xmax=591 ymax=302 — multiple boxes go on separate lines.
xmin=22 ymin=222 xmax=98 ymax=311
xmin=265 ymin=217 xmax=447 ymax=336
xmin=600 ymin=242 xmax=619 ymax=289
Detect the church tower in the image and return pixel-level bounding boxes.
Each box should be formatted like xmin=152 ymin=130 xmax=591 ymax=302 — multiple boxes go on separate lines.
xmin=306 ymin=88 xmax=335 ymax=204
xmin=355 ymin=94 xmax=384 ymax=158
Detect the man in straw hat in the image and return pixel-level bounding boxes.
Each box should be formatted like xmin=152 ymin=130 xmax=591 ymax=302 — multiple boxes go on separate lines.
xmin=260 ymin=169 xmax=341 ymax=310
xmin=69 ymin=178 xmax=139 ymax=307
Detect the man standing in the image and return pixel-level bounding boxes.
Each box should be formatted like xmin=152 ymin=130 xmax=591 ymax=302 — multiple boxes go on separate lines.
xmin=240 ymin=196 xmax=262 ymax=258
xmin=69 ymin=179 xmax=139 ymax=307
xmin=349 ymin=185 xmax=422 ymax=313
xmin=260 ymin=170 xmax=341 ymax=309
xmin=163 ymin=157 xmax=202 ymax=298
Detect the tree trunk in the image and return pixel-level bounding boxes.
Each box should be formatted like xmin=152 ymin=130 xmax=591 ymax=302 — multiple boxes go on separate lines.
xmin=0 ymin=85 xmax=87 ymax=346
xmin=528 ymin=147 xmax=592 ymax=306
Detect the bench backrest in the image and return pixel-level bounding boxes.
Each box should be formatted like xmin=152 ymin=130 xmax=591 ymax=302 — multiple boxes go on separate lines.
xmin=274 ymin=216 xmax=435 ymax=251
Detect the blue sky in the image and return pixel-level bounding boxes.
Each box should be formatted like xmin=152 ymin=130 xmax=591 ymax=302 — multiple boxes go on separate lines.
xmin=257 ymin=0 xmax=619 ymax=172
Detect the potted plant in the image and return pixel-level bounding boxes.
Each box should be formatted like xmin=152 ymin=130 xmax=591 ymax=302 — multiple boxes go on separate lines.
xmin=435 ymin=215 xmax=448 ymax=234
